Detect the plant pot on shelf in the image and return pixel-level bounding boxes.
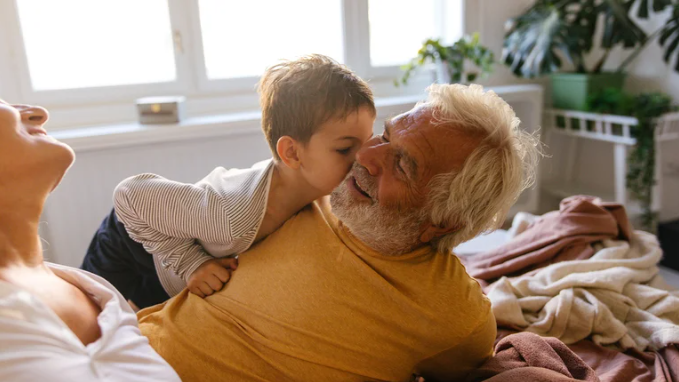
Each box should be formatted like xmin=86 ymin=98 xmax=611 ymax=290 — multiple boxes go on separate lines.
xmin=550 ymin=72 xmax=626 ymax=111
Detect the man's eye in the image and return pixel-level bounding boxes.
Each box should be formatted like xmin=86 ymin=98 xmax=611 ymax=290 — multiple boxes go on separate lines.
xmin=336 ymin=147 xmax=352 ymax=155
xmin=396 ymin=156 xmax=405 ymax=173
xmin=380 ymin=134 xmax=389 ymax=143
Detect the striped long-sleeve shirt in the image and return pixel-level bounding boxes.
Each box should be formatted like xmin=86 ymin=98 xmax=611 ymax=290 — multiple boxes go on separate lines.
xmin=113 ymin=159 xmax=274 ymax=297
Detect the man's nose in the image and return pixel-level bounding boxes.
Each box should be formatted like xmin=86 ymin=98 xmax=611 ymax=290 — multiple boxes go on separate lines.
xmin=20 ymin=105 xmax=49 ymax=125
xmin=355 ymin=138 xmax=385 ymax=177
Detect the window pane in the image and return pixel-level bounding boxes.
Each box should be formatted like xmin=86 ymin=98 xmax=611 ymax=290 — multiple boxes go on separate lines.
xmin=369 ymin=0 xmax=454 ymax=67
xmin=199 ymin=0 xmax=344 ymax=79
xmin=16 ymin=0 xmax=176 ymax=91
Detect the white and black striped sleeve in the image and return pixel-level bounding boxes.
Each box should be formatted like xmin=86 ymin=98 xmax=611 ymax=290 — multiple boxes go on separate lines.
xmin=113 ymin=170 xmax=237 ymax=282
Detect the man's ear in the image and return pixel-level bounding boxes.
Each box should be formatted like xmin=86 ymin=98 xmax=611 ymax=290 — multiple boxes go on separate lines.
xmin=419 ymin=221 xmax=460 ymax=244
xmin=276 ymin=136 xmax=302 ymax=169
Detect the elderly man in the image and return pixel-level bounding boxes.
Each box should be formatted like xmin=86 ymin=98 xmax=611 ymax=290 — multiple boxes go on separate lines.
xmin=138 ymin=84 xmax=540 ymax=382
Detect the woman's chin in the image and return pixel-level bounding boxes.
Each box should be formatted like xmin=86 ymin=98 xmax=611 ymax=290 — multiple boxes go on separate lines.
xmin=49 ymin=143 xmax=75 ymax=192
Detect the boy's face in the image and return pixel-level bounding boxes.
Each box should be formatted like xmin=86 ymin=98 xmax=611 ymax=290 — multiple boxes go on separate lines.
xmin=298 ymin=106 xmax=375 ymax=195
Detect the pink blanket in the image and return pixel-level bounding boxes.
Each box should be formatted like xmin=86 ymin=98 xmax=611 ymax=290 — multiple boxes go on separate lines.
xmin=461 ymin=195 xmax=633 ymax=286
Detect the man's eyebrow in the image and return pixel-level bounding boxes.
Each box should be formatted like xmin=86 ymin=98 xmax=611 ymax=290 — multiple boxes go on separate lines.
xmin=383 ymin=120 xmax=392 ymax=137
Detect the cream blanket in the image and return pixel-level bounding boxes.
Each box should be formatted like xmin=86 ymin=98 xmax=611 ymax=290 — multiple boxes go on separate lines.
xmin=488 ymin=229 xmax=679 ymax=351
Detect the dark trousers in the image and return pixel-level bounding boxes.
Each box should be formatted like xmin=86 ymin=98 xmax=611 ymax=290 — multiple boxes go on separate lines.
xmin=81 ymin=208 xmax=170 ymax=309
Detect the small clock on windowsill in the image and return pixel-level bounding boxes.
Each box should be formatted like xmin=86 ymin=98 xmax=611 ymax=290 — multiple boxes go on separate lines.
xmin=136 ymin=96 xmax=186 ymax=124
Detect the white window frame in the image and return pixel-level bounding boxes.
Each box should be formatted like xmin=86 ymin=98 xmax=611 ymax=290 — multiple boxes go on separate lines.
xmin=1 ymin=0 xmax=197 ymax=106
xmin=0 ymin=0 xmax=467 ymax=128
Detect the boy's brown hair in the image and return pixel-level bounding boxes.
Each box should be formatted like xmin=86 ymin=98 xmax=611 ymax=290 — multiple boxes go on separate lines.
xmin=257 ymin=54 xmax=376 ymax=160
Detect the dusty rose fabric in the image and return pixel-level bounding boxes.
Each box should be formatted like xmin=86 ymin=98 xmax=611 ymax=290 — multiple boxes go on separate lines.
xmin=461 ymin=195 xmax=633 ymax=285
xmin=495 ymin=323 xmax=679 ymax=382
xmin=568 ymin=340 xmax=679 ymax=382
xmin=466 ymin=332 xmax=599 ymax=382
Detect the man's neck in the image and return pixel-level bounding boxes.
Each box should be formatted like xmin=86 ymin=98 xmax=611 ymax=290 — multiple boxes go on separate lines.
xmin=267 ymin=161 xmax=325 ymax=220
xmin=0 ymin=196 xmax=45 ymax=270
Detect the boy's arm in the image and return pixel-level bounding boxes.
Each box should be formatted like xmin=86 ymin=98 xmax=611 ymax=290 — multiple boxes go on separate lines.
xmin=113 ymin=171 xmax=236 ymax=282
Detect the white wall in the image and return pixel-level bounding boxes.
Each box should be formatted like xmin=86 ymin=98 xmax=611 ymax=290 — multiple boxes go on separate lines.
xmin=466 ymin=0 xmax=546 ymax=89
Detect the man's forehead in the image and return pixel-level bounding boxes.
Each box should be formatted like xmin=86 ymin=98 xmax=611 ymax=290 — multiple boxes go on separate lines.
xmin=391 ymin=105 xmax=482 ymax=174
xmin=390 ymin=105 xmax=431 ymax=128
xmin=390 ymin=106 xmax=459 ymax=142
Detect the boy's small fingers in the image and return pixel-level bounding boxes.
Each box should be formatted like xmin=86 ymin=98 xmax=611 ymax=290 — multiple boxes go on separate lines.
xmin=218 ymin=257 xmax=238 ymax=270
xmin=190 ymin=287 xmax=205 ymax=298
xmin=205 ymin=274 xmax=224 ymax=291
xmin=198 ymin=282 xmax=213 ymax=296
xmin=214 ymin=267 xmax=232 ymax=283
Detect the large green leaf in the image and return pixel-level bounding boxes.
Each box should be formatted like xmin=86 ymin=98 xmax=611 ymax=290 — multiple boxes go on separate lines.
xmin=635 ymin=0 xmax=672 ymax=18
xmin=503 ymin=4 xmax=586 ymax=77
xmin=659 ymin=4 xmax=679 ymax=71
xmin=598 ymin=0 xmax=647 ymax=49
xmin=503 ymin=0 xmax=678 ymax=77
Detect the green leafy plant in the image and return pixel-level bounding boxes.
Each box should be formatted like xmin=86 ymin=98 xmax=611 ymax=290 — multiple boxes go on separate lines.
xmin=660 ymin=3 xmax=679 ymax=71
xmin=396 ymin=33 xmax=494 ymax=86
xmin=503 ymin=0 xmax=679 ymax=78
xmin=587 ymin=88 xmax=675 ymax=230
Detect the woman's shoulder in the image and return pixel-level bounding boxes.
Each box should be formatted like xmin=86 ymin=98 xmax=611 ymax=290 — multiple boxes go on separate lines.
xmin=0 ymin=262 xmax=181 ymax=381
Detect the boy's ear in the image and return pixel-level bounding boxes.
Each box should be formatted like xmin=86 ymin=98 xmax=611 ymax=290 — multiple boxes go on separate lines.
xmin=276 ymin=136 xmax=302 ymax=169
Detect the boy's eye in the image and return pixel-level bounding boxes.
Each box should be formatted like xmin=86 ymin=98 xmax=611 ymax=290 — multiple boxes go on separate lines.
xmin=336 ymin=147 xmax=352 ymax=155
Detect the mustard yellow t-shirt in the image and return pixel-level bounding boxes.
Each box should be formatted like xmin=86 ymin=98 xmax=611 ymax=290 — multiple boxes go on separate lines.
xmin=138 ymin=198 xmax=495 ymax=382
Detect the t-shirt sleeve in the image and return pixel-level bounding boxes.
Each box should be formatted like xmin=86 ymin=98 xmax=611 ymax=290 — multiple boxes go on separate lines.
xmin=415 ymin=310 xmax=496 ymax=382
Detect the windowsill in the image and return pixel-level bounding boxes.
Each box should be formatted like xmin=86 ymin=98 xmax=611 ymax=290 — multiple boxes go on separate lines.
xmin=51 ymin=110 xmax=264 ymax=152
xmin=51 ymin=85 xmax=543 ymax=152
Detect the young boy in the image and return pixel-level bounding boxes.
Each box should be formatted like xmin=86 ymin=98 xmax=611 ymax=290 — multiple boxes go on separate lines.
xmin=81 ymin=54 xmax=376 ymax=309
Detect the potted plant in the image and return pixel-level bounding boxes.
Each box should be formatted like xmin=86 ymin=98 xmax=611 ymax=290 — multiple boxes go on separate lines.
xmin=396 ymin=33 xmax=495 ymax=86
xmin=587 ymin=88 xmax=677 ymax=230
xmin=503 ymin=0 xmax=679 ymax=110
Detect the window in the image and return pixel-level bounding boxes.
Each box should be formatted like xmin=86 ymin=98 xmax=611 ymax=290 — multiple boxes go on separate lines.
xmin=369 ymin=0 xmax=464 ymax=68
xmin=0 ymin=0 xmax=464 ymax=127
xmin=198 ymin=0 xmax=344 ymax=80
xmin=16 ymin=0 xmax=176 ymax=91
xmin=369 ymin=0 xmax=438 ymax=67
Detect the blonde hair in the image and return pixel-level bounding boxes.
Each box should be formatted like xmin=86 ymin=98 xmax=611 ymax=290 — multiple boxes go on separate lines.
xmin=257 ymin=54 xmax=376 ymax=160
xmin=422 ymin=84 xmax=541 ymax=252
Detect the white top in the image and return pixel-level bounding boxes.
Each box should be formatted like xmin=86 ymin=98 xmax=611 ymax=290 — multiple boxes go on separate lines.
xmin=0 ymin=262 xmax=181 ymax=382
xmin=114 ymin=159 xmax=274 ymax=296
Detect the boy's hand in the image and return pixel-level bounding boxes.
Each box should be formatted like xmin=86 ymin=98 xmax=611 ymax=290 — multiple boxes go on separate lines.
xmin=187 ymin=257 xmax=239 ymax=298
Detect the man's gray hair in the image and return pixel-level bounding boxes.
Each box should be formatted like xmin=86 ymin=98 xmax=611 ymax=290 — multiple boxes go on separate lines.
xmin=422 ymin=84 xmax=541 ymax=252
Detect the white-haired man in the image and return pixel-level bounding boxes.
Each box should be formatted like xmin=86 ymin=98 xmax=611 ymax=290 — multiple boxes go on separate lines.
xmin=138 ymin=84 xmax=540 ymax=382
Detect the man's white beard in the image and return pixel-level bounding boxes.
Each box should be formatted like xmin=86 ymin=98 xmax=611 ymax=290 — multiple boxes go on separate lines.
xmin=330 ymin=168 xmax=427 ymax=256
